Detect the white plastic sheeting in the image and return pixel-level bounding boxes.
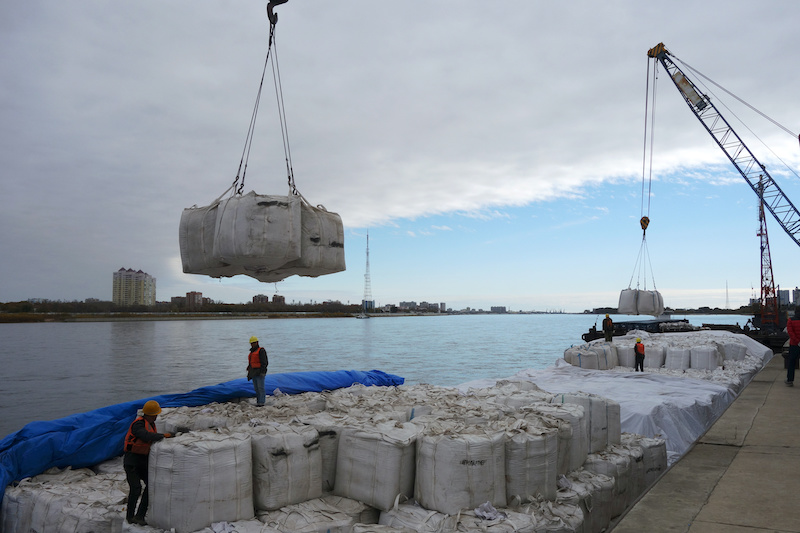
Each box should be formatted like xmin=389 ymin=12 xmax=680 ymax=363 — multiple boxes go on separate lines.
xmin=179 ymin=191 xmax=345 ymax=283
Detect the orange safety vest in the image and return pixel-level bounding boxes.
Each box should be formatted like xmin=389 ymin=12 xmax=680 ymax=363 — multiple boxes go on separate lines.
xmin=249 ymin=347 xmax=263 ymax=369
xmin=635 ymin=343 xmax=645 ymax=356
xmin=124 ymin=417 xmax=157 ymax=455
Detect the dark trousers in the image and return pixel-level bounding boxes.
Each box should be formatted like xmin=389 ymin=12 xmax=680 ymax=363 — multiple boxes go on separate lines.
xmin=788 ymin=345 xmax=800 ymax=383
xmin=604 ymin=331 xmax=613 ymax=342
xmin=124 ymin=454 xmax=149 ymax=521
xmin=635 ymin=354 xmax=644 ymax=372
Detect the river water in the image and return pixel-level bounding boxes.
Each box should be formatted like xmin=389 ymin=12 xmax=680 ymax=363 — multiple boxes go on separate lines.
xmin=0 ymin=313 xmax=749 ymax=439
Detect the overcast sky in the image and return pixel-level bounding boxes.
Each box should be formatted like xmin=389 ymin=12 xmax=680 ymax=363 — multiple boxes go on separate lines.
xmin=2 ymin=0 xmax=800 ymax=312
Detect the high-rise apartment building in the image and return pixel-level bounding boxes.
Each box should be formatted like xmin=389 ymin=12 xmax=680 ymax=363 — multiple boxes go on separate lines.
xmin=112 ymin=268 xmax=156 ymax=306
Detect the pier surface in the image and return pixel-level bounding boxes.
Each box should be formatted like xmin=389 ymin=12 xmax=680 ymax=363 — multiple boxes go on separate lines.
xmin=611 ymin=353 xmax=799 ymax=532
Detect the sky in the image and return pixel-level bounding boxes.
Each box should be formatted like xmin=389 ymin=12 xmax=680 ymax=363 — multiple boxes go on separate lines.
xmin=2 ymin=1 xmax=800 ymax=313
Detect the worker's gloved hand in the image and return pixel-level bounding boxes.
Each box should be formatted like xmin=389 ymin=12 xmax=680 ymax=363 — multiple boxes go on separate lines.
xmin=163 ymin=433 xmax=174 ymax=438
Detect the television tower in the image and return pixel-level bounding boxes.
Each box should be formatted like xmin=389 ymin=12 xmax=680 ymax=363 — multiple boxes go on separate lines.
xmin=362 ymin=230 xmax=373 ymax=312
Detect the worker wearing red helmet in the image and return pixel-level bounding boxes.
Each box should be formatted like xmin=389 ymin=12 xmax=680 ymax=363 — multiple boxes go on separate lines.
xmin=123 ymin=400 xmax=174 ymax=526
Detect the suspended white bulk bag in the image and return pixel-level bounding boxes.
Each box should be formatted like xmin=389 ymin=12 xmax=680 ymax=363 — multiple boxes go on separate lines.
xmin=378 ymin=502 xmax=458 ymax=532
xmin=250 ymin=423 xmax=323 ymax=511
xmin=148 ymin=431 xmax=254 ymax=533
xmin=636 ymin=290 xmax=664 ymax=316
xmin=690 ymin=346 xmax=720 ymax=371
xmin=505 ymin=421 xmax=559 ymax=502
xmin=665 ymin=347 xmax=691 ymax=370
xmin=618 ymin=289 xmax=638 ymax=314
xmin=213 ymin=192 xmax=302 ymax=272
xmin=591 ymin=343 xmax=618 ymax=370
xmin=415 ymin=427 xmax=507 ymax=515
xmin=723 ymin=342 xmax=747 ymax=362
xmin=558 ymin=470 xmax=614 ymax=533
xmin=333 ymin=421 xmax=421 ymax=511
xmin=563 ymin=346 xmax=598 ymax=369
xmin=179 ymin=202 xmax=241 ymax=278
xmin=643 ymin=344 xmax=666 ymax=369
xmin=254 ymin=199 xmax=345 ymax=281
xmin=617 ymin=346 xmax=636 ymax=368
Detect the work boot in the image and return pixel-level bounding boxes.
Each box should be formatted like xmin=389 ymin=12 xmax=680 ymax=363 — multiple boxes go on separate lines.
xmin=786 ymin=380 xmax=794 ymax=387
xmin=133 ymin=516 xmax=147 ymax=526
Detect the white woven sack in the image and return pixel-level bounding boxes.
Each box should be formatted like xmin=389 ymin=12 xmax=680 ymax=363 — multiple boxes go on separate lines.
xmin=563 ymin=346 xmax=598 ymax=369
xmin=558 ymin=470 xmax=614 ymax=533
xmin=665 ymin=347 xmax=691 ymax=370
xmin=636 ymin=290 xmax=664 ymax=316
xmin=583 ymin=451 xmax=632 ymax=519
xmin=516 ymin=497 xmax=584 ymax=533
xmin=212 ymin=191 xmax=302 ymax=273
xmin=643 ymin=344 xmax=665 ymax=369
xmin=621 ymin=434 xmax=667 ymax=488
xmin=591 ymin=344 xmax=618 ymax=370
xmin=505 ymin=423 xmax=559 ymax=502
xmin=148 ymin=431 xmax=254 ymax=533
xmin=610 ymin=444 xmax=645 ymax=506
xmin=455 ymin=507 xmax=538 ymax=532
xmin=616 ymin=346 xmax=635 ymax=368
xmin=251 ymin=423 xmax=323 ymax=511
xmin=617 ymin=289 xmax=638 ymax=314
xmin=552 ymin=393 xmax=619 ymax=453
xmin=723 ymin=342 xmax=747 ymax=361
xmin=690 ymin=346 xmax=719 ymax=370
xmin=528 ymin=403 xmax=588 ymax=473
xmin=378 ymin=502 xmax=458 ymax=532
xmin=255 ymin=199 xmax=345 ymax=281
xmin=415 ymin=428 xmax=507 ymax=515
xmin=260 ymin=496 xmax=379 ymax=533
xmin=179 ymin=202 xmax=241 ymax=278
xmin=353 ymin=524 xmax=416 ymax=533
xmin=295 ymin=412 xmax=352 ymax=493
xmin=333 ymin=422 xmax=421 ymax=511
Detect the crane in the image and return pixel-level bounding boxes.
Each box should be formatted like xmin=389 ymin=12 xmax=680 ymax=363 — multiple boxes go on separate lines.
xmin=646 ymin=43 xmax=796 ymax=331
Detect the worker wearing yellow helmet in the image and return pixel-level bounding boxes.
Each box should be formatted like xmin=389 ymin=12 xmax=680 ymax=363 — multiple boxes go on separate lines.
xmin=602 ymin=314 xmax=614 ymax=343
xmin=123 ymin=400 xmax=174 ymax=525
xmin=634 ymin=338 xmax=645 ymax=372
xmin=247 ymin=335 xmax=269 ymax=406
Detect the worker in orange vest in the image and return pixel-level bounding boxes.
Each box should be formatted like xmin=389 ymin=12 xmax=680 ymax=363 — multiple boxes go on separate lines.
xmin=123 ymin=400 xmax=173 ymax=525
xmin=634 ymin=338 xmax=645 ymax=372
xmin=247 ymin=335 xmax=269 ymax=406
xmin=602 ymin=314 xmax=614 ymax=343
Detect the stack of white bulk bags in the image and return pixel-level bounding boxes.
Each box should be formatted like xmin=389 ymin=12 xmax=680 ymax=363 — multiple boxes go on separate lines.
xmin=333 ymin=421 xmax=421 ymax=511
xmin=526 ymin=403 xmax=589 ymax=473
xmin=551 ymin=393 xmax=621 ymax=452
xmin=516 ymin=496 xmax=584 ymax=532
xmin=563 ymin=345 xmax=598 ymax=369
xmin=296 ymin=412 xmax=351 ymax=493
xmin=455 ymin=506 xmax=538 ymax=532
xmin=621 ymin=433 xmax=667 ymax=488
xmin=179 ymin=191 xmax=345 ymax=282
xmin=260 ymin=495 xmax=380 ymax=532
xmin=250 ymin=423 xmax=323 ymax=511
xmin=644 ymin=344 xmax=666 ymax=369
xmin=591 ymin=343 xmax=618 ymax=370
xmin=415 ymin=424 xmax=507 ymax=515
xmin=557 ymin=470 xmax=615 ymax=533
xmin=691 ymin=346 xmax=721 ymax=370
xmin=504 ymin=419 xmax=560 ymax=502
xmin=148 ymin=431 xmax=254 ymax=533
xmin=583 ymin=450 xmax=632 ymax=518
xmin=617 ymin=345 xmax=636 ymax=368
xmin=723 ymin=342 xmax=748 ymax=362
xmin=609 ymin=443 xmax=646 ymax=506
xmin=665 ymin=347 xmax=691 ymax=370
xmin=378 ymin=502 xmax=458 ymax=531
xmin=617 ymin=289 xmax=665 ymax=316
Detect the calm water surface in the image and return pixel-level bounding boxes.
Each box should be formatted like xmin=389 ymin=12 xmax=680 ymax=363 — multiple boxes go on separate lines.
xmin=0 ymin=313 xmax=749 ymax=438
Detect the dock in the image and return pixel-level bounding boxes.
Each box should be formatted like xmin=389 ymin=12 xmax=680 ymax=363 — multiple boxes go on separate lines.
xmin=611 ymin=353 xmax=799 ymax=532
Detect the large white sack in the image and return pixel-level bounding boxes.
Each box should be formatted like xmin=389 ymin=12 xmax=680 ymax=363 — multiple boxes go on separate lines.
xmin=260 ymin=495 xmax=379 ymax=533
xmin=563 ymin=346 xmax=598 ymax=369
xmin=333 ymin=422 xmax=420 ymax=511
xmin=516 ymin=497 xmax=584 ymax=533
xmin=455 ymin=506 xmax=538 ymax=532
xmin=252 ymin=199 xmax=345 ymax=281
xmin=583 ymin=450 xmax=632 ymax=519
xmin=690 ymin=346 xmax=720 ymax=370
xmin=621 ymin=433 xmax=668 ymax=489
xmin=505 ymin=420 xmax=559 ymax=502
xmin=609 ymin=444 xmax=646 ymax=506
xmin=551 ymin=393 xmax=620 ymax=452
xmin=617 ymin=346 xmax=636 ymax=368
xmin=250 ymin=423 xmax=323 ymax=511
xmin=643 ymin=344 xmax=666 ymax=369
xmin=591 ymin=343 xmax=618 ymax=370
xmin=295 ymin=412 xmax=350 ymax=493
xmin=723 ymin=342 xmax=748 ymax=361
xmin=415 ymin=427 xmax=507 ymax=515
xmin=637 ymin=290 xmax=664 ymax=316
xmin=618 ymin=289 xmax=638 ymax=314
xmin=526 ymin=403 xmax=588 ymax=473
xmin=179 ymin=202 xmax=241 ymax=278
xmin=378 ymin=502 xmax=458 ymax=532
xmin=558 ymin=470 xmax=614 ymax=533
xmin=665 ymin=347 xmax=691 ymax=370
xmin=352 ymin=525 xmax=416 ymax=533
xmin=148 ymin=431 xmax=254 ymax=533
xmin=213 ymin=192 xmax=302 ymax=272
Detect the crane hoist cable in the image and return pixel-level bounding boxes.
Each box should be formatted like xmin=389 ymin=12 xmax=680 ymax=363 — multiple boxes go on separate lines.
xmin=230 ymin=0 xmax=300 ymax=199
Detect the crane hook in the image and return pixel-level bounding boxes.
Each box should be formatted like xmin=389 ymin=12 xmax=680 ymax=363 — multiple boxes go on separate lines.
xmin=640 ymin=216 xmax=650 ymax=235
xmin=267 ymin=0 xmax=288 ymax=25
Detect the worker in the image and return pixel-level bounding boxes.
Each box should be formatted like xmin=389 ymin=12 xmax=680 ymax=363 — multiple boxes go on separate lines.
xmin=123 ymin=400 xmax=173 ymax=526
xmin=634 ymin=338 xmax=645 ymax=372
xmin=602 ymin=314 xmax=614 ymax=343
xmin=786 ymin=309 xmax=800 ymax=386
xmin=247 ymin=335 xmax=269 ymax=406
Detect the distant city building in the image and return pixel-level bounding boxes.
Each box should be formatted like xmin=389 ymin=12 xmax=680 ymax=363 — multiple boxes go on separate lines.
xmin=794 ymin=287 xmax=800 ymax=306
xmin=171 ymin=296 xmax=186 ymax=306
xmin=272 ymin=294 xmax=285 ymax=304
xmin=186 ymin=291 xmax=203 ymax=310
xmin=440 ymin=302 xmax=446 ymax=312
xmin=490 ymin=306 xmax=507 ymax=313
xmin=399 ymin=301 xmax=416 ymax=310
xmin=779 ymin=289 xmax=790 ymax=306
xmin=112 ymin=268 xmax=156 ymax=306
xmin=362 ymin=299 xmax=375 ymax=311
xmin=253 ymin=294 xmax=270 ymax=304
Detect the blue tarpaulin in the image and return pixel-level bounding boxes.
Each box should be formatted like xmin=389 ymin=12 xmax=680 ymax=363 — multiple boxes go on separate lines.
xmin=0 ymin=369 xmax=403 ymax=505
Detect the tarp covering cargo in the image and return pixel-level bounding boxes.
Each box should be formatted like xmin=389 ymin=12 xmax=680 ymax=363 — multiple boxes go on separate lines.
xmin=0 ymin=369 xmax=403 ymax=505
xmin=179 ymin=191 xmax=345 ymax=283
